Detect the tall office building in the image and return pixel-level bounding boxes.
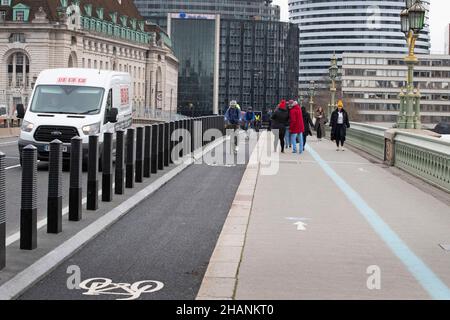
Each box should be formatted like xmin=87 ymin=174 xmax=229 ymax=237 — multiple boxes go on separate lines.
xmin=135 ymin=0 xmax=280 ymax=29
xmin=288 ymin=0 xmax=431 ymax=90
xmin=167 ymin=14 xmax=299 ymax=115
xmin=341 ymin=53 xmax=450 ymax=125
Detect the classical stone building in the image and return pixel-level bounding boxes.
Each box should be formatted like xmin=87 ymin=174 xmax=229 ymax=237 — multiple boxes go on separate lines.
xmin=0 ymin=0 xmax=178 ymax=118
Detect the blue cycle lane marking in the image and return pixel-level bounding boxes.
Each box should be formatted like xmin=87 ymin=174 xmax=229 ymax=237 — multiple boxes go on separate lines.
xmin=305 ymin=144 xmax=450 ymax=300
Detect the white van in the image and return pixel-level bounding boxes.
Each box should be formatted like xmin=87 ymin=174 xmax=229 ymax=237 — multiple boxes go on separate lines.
xmin=18 ymin=68 xmax=133 ymax=165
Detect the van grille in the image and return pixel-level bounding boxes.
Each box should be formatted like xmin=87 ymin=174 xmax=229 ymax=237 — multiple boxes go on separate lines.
xmin=34 ymin=126 xmax=79 ymax=143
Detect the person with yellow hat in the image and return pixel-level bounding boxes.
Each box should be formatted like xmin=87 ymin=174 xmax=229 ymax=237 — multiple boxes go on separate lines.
xmin=330 ymin=99 xmax=350 ymax=151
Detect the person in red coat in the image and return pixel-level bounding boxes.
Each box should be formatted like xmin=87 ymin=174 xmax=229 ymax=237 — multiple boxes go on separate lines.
xmin=289 ymin=101 xmax=305 ymax=154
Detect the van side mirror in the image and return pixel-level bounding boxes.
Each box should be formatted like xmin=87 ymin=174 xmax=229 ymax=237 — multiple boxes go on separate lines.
xmin=16 ymin=104 xmax=25 ymax=119
xmin=106 ymin=108 xmax=118 ymax=123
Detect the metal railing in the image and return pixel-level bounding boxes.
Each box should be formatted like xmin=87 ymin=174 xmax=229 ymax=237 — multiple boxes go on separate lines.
xmin=0 ymin=116 xmax=225 ymax=270
xmin=394 ymin=131 xmax=450 ymax=192
xmin=345 ymin=122 xmax=450 ymax=193
xmin=346 ymin=122 xmax=386 ymax=160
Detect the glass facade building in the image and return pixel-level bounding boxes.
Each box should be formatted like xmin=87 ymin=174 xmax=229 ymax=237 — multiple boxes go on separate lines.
xmin=171 ymin=18 xmax=217 ymax=115
xmin=219 ymin=19 xmax=299 ymax=113
xmin=169 ymin=14 xmax=299 ymax=115
xmin=135 ymin=0 xmax=280 ymax=30
xmin=288 ymin=0 xmax=431 ymax=90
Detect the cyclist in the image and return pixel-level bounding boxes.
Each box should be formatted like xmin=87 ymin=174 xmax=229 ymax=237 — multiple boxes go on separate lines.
xmin=244 ymin=107 xmax=256 ymax=140
xmin=224 ymin=100 xmax=242 ymax=153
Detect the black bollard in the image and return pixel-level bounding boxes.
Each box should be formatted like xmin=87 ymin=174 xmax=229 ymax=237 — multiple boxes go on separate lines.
xmin=158 ymin=123 xmax=164 ymax=170
xmin=126 ymin=128 xmax=135 ymax=188
xmin=69 ymin=136 xmax=83 ymax=221
xmin=169 ymin=121 xmax=175 ymax=164
xmin=136 ymin=127 xmax=144 ymax=183
xmin=115 ymin=130 xmax=125 ymax=195
xmin=0 ymin=152 xmax=5 ymax=269
xmin=164 ymin=122 xmax=170 ymax=167
xmin=180 ymin=120 xmax=186 ymax=158
xmin=102 ymin=132 xmax=113 ymax=202
xmin=190 ymin=119 xmax=195 ymax=154
xmin=87 ymin=135 xmax=99 ymax=211
xmin=151 ymin=125 xmax=158 ymax=174
xmin=20 ymin=145 xmax=37 ymax=250
xmin=144 ymin=126 xmax=152 ymax=178
xmin=47 ymin=139 xmax=63 ymax=234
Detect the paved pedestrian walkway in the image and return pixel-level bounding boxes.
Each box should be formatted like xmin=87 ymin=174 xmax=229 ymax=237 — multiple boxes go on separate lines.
xmin=198 ymin=132 xmax=450 ymax=300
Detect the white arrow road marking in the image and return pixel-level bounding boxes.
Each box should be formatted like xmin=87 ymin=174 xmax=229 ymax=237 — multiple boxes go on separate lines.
xmin=294 ymin=221 xmax=307 ymax=231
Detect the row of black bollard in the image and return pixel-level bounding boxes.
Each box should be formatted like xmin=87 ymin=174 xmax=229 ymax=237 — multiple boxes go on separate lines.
xmin=1 ymin=116 xmax=224 ymax=269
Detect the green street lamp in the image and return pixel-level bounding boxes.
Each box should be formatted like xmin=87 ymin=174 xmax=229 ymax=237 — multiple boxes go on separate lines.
xmin=397 ymin=0 xmax=426 ymax=130
xmin=328 ymin=53 xmax=338 ymax=119
xmin=309 ymin=80 xmax=315 ymax=115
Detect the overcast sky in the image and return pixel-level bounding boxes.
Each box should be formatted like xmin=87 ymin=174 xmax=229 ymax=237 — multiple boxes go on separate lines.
xmin=273 ymin=0 xmax=449 ymax=54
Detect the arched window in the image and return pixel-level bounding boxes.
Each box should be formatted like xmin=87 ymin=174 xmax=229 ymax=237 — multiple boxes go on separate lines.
xmin=7 ymin=52 xmax=29 ymax=88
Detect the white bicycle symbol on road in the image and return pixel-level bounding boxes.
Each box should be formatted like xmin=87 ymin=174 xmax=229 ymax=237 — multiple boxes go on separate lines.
xmin=79 ymin=278 xmax=164 ymax=300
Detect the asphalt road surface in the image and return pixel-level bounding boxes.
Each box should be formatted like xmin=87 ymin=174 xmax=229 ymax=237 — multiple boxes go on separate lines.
xmin=19 ymin=138 xmax=250 ymax=300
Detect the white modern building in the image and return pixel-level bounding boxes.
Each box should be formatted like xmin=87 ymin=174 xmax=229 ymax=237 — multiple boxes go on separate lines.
xmin=341 ymin=53 xmax=450 ymax=125
xmin=288 ymin=0 xmax=431 ymax=90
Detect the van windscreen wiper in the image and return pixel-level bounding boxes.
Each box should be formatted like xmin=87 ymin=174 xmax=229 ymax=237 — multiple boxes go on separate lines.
xmin=80 ymin=109 xmax=99 ymax=115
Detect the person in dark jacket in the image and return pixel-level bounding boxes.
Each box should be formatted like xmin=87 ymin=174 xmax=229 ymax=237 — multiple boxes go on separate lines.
xmin=314 ymin=106 xmax=327 ymax=141
xmin=330 ymin=100 xmax=350 ymax=151
xmin=301 ymin=106 xmax=314 ymax=151
xmin=271 ymin=100 xmax=289 ymax=153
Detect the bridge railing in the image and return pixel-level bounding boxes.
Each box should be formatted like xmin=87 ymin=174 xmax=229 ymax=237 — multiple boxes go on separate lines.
xmin=346 ymin=122 xmax=450 ymax=193
xmin=393 ymin=131 xmax=450 ymax=192
xmin=346 ymin=122 xmax=386 ymax=160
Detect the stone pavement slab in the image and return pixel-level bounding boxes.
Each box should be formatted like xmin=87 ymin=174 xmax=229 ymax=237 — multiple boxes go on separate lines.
xmin=200 ymin=132 xmax=450 ymax=300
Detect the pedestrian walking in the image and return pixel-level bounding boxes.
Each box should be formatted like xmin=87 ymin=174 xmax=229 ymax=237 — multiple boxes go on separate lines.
xmin=285 ymin=100 xmax=294 ymax=149
xmin=330 ymin=100 xmax=350 ymax=151
xmin=314 ymin=106 xmax=327 ymax=141
xmin=289 ymin=101 xmax=304 ymax=154
xmin=271 ymin=100 xmax=289 ymax=153
xmin=301 ymin=105 xmax=314 ymax=151
xmin=244 ymin=107 xmax=255 ymax=141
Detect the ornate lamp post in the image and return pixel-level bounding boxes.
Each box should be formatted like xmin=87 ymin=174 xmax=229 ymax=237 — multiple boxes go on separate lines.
xmin=328 ymin=54 xmax=338 ymax=120
xmin=308 ymin=80 xmax=316 ymax=115
xmin=397 ymin=0 xmax=426 ymax=129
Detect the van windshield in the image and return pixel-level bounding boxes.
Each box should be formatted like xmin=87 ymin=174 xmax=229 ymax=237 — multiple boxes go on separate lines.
xmin=30 ymin=85 xmax=105 ymax=115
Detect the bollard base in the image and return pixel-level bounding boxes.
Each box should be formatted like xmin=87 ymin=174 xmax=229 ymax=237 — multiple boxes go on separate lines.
xmin=102 ymin=173 xmax=113 ymax=202
xmin=136 ymin=160 xmax=143 ymax=183
xmin=126 ymin=164 xmax=135 ymax=188
xmin=20 ymin=208 xmax=37 ymax=250
xmin=158 ymin=152 xmax=164 ymax=170
xmin=87 ymin=180 xmax=99 ymax=211
xmin=144 ymin=158 xmax=151 ymax=178
xmin=0 ymin=223 xmax=5 ymax=270
xmin=115 ymin=169 xmax=125 ymax=195
xmin=47 ymin=196 xmax=62 ymax=234
xmin=69 ymin=187 xmax=82 ymax=221
xmin=151 ymin=155 xmax=158 ymax=174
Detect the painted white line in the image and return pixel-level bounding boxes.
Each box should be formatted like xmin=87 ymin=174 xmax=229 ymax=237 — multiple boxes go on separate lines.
xmin=5 ymin=164 xmax=20 ymax=170
xmin=0 ymin=137 xmax=225 ymax=300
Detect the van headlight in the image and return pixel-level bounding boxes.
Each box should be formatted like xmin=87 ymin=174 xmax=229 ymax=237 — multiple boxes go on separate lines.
xmin=21 ymin=120 xmax=34 ymax=133
xmin=82 ymin=122 xmax=101 ymax=135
